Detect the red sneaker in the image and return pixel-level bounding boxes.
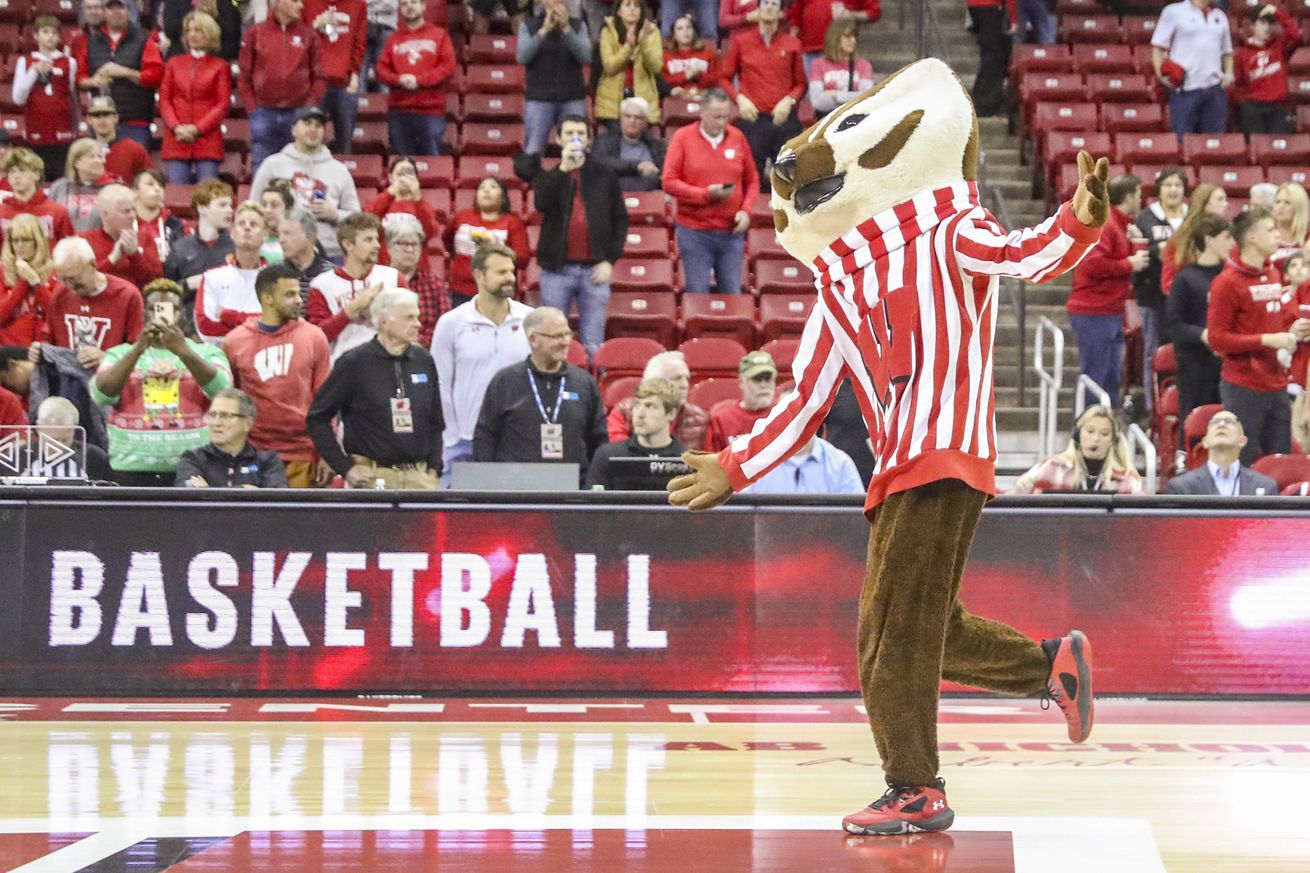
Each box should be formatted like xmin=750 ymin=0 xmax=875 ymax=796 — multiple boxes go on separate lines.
xmin=841 ymin=778 xmax=954 ymax=835
xmin=1043 ymin=630 xmax=1095 ymax=743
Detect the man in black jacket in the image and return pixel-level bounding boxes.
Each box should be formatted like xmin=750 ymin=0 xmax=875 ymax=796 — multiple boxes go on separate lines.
xmin=586 ymin=377 xmax=685 ymax=489
xmin=474 ymin=306 xmax=607 ymax=485
xmin=530 ymin=116 xmax=627 ymax=359
xmin=306 ymin=288 xmax=444 ymax=488
xmin=1166 ymin=213 xmax=1232 ymax=422
xmin=591 ymin=97 xmax=668 ymax=194
xmin=177 ymin=389 xmax=289 ymax=487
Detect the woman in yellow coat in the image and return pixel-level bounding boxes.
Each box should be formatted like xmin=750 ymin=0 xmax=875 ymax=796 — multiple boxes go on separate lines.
xmin=596 ymin=0 xmax=664 ymax=131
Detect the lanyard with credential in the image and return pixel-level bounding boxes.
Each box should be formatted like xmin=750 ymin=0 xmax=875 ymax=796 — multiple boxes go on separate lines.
xmin=527 ymin=367 xmax=565 ymax=424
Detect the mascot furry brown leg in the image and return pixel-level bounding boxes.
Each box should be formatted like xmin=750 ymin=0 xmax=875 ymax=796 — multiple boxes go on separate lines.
xmin=669 ymin=57 xmax=1107 ymax=835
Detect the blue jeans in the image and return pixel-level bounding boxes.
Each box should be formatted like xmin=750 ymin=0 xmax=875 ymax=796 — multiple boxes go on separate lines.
xmin=363 ymin=24 xmax=395 ymax=92
xmin=321 ymin=86 xmax=360 ymax=155
xmin=441 ymin=438 xmax=473 ymax=488
xmin=524 ymin=99 xmax=588 ymax=154
xmin=1015 ymin=0 xmax=1057 ymax=44
xmin=249 ymin=106 xmax=300 ymax=169
xmin=658 ymin=0 xmax=717 ymax=40
xmin=539 ymin=263 xmax=611 ymax=357
xmin=1070 ymin=313 xmax=1124 ymax=410
xmin=389 ymin=113 xmax=448 ymax=156
xmin=676 ymin=225 xmax=745 ymax=295
xmin=1169 ymin=85 xmax=1228 ymax=138
xmin=118 ymin=122 xmax=154 ymax=149
xmin=1140 ymin=304 xmax=1159 ymax=414
xmin=165 ymin=159 xmax=220 ymax=184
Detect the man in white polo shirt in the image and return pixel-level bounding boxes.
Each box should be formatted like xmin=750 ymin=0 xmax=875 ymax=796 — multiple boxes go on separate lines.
xmin=430 ymin=242 xmax=532 ymax=486
xmin=1151 ymin=0 xmax=1234 ymax=138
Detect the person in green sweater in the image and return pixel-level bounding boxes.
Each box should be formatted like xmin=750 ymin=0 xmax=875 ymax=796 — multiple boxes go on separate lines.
xmin=90 ymin=278 xmax=232 ymax=486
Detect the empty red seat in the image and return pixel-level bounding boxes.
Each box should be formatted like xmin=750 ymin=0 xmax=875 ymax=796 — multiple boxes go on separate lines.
xmin=758 ymin=295 xmax=812 ymax=343
xmin=1122 ymin=15 xmax=1159 ymax=44
xmin=1043 ymin=131 xmax=1113 ymax=188
xmin=1011 ymin=44 xmax=1074 ymax=77
xmin=623 ymin=191 xmax=670 ymax=227
xmin=679 ymin=337 xmax=748 ymax=384
xmin=466 ymin=34 xmax=517 ymax=64
xmin=164 ymin=184 xmax=196 ymax=220
xmin=594 ymin=337 xmax=666 ymax=390
xmin=1086 ymin=73 xmax=1155 ymax=103
xmin=454 ymin=186 xmax=523 ymax=214
xmin=1290 ymin=77 xmax=1310 ymax=104
xmin=412 ymin=155 xmax=455 ymax=188
xmin=681 ymin=294 xmax=756 ymax=348
xmin=663 ymin=95 xmax=708 ymax=128
xmin=1251 ymin=454 xmax=1310 ymax=492
xmin=1290 ymin=45 xmax=1310 ymax=74
xmin=602 ymin=376 xmax=642 ymax=410
xmin=350 ymin=121 xmax=389 ymax=155
xmin=459 ymin=122 xmax=525 ymax=155
xmin=747 ymin=227 xmax=789 ymax=263
xmin=1072 ymin=44 xmax=1134 ymax=73
xmin=457 ymin=155 xmax=520 ymax=187
xmin=219 ymin=153 xmax=248 ymax=184
xmin=622 ymin=227 xmax=671 ymax=258
xmin=1056 ymin=162 xmax=1127 ymax=201
xmin=33 ymin=0 xmax=79 ymax=21
xmin=1115 ymin=132 xmax=1181 ymax=166
xmin=1019 ymin=73 xmax=1087 ymax=112
xmin=1056 ymin=0 xmax=1099 ymax=14
xmin=461 ymin=92 xmax=526 ymax=122
xmin=1198 ymin=165 xmax=1265 ymax=190
xmin=1101 ymin=102 xmax=1164 ymax=133
xmin=687 ymin=377 xmax=741 ymax=411
xmin=1248 ymin=133 xmax=1310 ymax=165
xmin=356 ymin=93 xmax=387 ymax=121
xmin=1029 ymin=103 xmax=1099 ymax=149
xmin=1059 ymin=15 xmax=1123 ymax=43
xmin=1268 ymin=165 xmax=1310 ymax=186
xmin=605 ymin=291 xmax=678 ymax=348
xmin=221 ymin=118 xmax=250 ymax=155
xmin=610 ymin=258 xmax=675 ymax=293
xmin=465 ymin=64 xmax=526 ymax=93
xmin=420 ymin=188 xmax=452 ymax=223
xmin=760 ymin=337 xmax=800 ymax=374
xmin=1182 ymin=133 xmax=1248 ymax=166
xmin=753 ymin=259 xmax=813 ymax=295
xmin=749 ymin=194 xmax=775 ymax=228
xmin=340 ymin=154 xmax=385 ymax=188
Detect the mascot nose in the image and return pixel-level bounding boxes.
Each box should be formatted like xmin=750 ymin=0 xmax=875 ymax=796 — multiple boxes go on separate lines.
xmin=773 ymin=152 xmax=797 ymax=185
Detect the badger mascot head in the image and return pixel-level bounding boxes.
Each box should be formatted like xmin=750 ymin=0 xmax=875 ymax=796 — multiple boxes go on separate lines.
xmin=770 ymin=57 xmax=981 ymax=265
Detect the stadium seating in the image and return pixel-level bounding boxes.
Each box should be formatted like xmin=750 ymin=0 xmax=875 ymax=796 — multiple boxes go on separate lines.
xmin=604 ymin=376 xmax=642 ymax=410
xmin=758 ymin=296 xmax=812 ymax=344
xmin=679 ymin=337 xmax=748 ymax=385
xmin=1251 ymin=454 xmax=1310 ymax=492
xmin=594 ymin=337 xmax=665 ymax=390
xmin=681 ymin=294 xmax=757 ymax=348
xmin=754 ymin=260 xmax=814 ymax=296
xmin=604 ymin=291 xmax=678 ymax=348
xmin=610 ymin=259 xmax=675 ymax=294
xmin=688 ymin=378 xmax=741 ymax=411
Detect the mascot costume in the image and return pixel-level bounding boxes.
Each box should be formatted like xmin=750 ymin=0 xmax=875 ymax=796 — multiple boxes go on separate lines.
xmin=668 ymin=57 xmax=1109 ymax=835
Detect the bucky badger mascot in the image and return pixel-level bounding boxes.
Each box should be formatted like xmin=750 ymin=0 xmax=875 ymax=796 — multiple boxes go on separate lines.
xmin=669 ymin=58 xmax=1109 ymax=835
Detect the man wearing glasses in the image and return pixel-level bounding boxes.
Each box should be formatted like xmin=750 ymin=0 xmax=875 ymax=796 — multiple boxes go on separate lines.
xmin=1164 ymin=410 xmax=1278 ymax=495
xmin=176 ymin=388 xmax=289 ymax=487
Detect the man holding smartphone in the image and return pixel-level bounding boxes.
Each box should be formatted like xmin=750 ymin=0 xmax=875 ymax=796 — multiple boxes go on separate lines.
xmin=662 ymin=87 xmax=759 ymax=295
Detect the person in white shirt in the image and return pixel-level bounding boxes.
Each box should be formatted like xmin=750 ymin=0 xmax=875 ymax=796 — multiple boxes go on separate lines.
xmin=1151 ymin=0 xmax=1234 ymax=138
xmin=744 ymin=435 xmax=864 ymax=494
xmin=430 ymin=242 xmax=532 ymax=486
xmin=194 ymin=202 xmax=268 ymax=345
xmin=306 ymin=212 xmax=402 ymax=362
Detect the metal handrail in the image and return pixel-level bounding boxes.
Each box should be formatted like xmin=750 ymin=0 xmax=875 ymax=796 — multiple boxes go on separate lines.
xmin=1034 ymin=317 xmax=1064 ymax=457
xmin=1073 ymin=373 xmax=1112 ymax=419
xmin=1127 ymin=423 xmax=1158 ymax=494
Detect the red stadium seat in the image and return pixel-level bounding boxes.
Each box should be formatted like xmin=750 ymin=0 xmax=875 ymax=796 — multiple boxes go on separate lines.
xmin=679 ymin=337 xmax=748 ymax=384
xmin=1290 ymin=76 xmax=1310 ymax=104
xmin=340 ymin=154 xmax=385 ymax=188
xmin=1029 ymin=103 xmax=1099 ymax=155
xmin=1122 ymin=15 xmax=1159 ymax=44
xmin=1059 ymin=15 xmax=1123 ymax=43
xmin=1251 ymin=454 xmax=1310 ymax=492
xmin=461 ymin=92 xmax=526 ymax=122
xmin=1281 ymin=481 xmax=1310 ymax=495
xmin=1248 ymin=133 xmax=1310 ymax=166
xmin=1056 ymin=0 xmax=1099 ymax=13
xmin=1056 ymin=162 xmax=1127 ymax=201
xmin=568 ymin=338 xmax=589 ymax=369
xmin=687 ymin=377 xmax=741 ymax=411
xmin=622 ymin=227 xmax=671 ymax=259
xmin=219 ymin=153 xmax=248 ymax=184
xmin=221 ymin=118 xmax=250 ymax=155
xmin=1042 ymin=131 xmax=1113 ymax=190
xmin=466 ymin=34 xmax=518 ymax=63
xmin=623 ymin=191 xmax=671 ymax=227
xmin=758 ymin=295 xmax=812 ymax=343
xmin=1019 ymin=73 xmax=1087 ymax=112
xmin=610 ymin=259 xmax=674 ymax=293
xmin=681 ymin=294 xmax=757 ymax=348
xmin=605 ymin=291 xmax=678 ymax=347
xmin=454 ymin=186 xmax=523 ymax=214
xmin=457 ymin=155 xmax=521 ymax=188
xmin=356 ymin=93 xmax=387 ymax=121
xmin=1101 ymin=102 xmax=1165 ymax=134
xmin=34 ymin=0 xmax=79 ymax=21
xmin=1085 ymin=73 xmax=1155 ymax=104
xmin=164 ymin=184 xmax=196 ymax=220
xmin=753 ymin=259 xmax=813 ymax=295
xmin=1115 ymin=132 xmax=1182 ymax=166
xmin=1071 ymin=44 xmax=1134 ymax=74
xmin=662 ymin=95 xmax=707 ymax=128
xmin=350 ymin=121 xmax=389 ymax=155
xmin=420 ymin=188 xmax=452 ymax=223
xmin=459 ymin=122 xmax=525 ymax=155
xmin=1290 ymin=46 xmax=1310 ymax=74
xmin=1182 ymin=133 xmax=1248 ymax=166
xmin=760 ymin=337 xmax=801 ymax=374
xmin=465 ymin=64 xmax=526 ymax=93
xmin=412 ymin=155 xmax=455 ymax=188
xmin=1198 ymin=165 xmax=1265 ymax=190
xmin=603 ymin=376 xmax=643 ymax=410
xmin=1267 ymin=166 xmax=1310 ymax=187
xmin=594 ymin=337 xmax=665 ymax=390
xmin=750 ymin=194 xmax=775 ymax=228
xmin=747 ymin=227 xmax=789 ymax=263
xmin=1011 ymin=44 xmax=1074 ymax=77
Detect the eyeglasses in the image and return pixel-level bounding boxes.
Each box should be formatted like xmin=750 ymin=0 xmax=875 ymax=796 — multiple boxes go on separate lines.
xmin=391 ymin=239 xmax=422 ymax=248
xmin=1209 ymin=416 xmax=1240 ymax=427
xmin=535 ymin=330 xmax=574 ymax=341
xmin=204 ymin=411 xmax=250 ymax=422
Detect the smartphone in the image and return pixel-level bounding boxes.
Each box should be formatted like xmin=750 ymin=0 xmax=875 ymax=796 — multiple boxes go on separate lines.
xmin=152 ymin=300 xmax=175 ymax=328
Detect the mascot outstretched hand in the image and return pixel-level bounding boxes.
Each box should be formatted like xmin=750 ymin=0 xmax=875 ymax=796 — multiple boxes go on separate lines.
xmin=669 ymin=57 xmax=1107 ymax=836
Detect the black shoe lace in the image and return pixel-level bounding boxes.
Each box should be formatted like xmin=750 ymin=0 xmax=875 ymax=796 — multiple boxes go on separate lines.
xmin=869 ymin=784 xmax=911 ymax=810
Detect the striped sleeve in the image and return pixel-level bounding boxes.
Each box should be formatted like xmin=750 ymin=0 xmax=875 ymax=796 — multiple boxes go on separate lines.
xmin=952 ymin=203 xmax=1102 ymax=283
xmin=717 ymin=291 xmax=852 ymax=490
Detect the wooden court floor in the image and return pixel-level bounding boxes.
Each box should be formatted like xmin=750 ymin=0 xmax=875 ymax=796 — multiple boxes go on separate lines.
xmin=0 ymin=696 xmax=1307 ymax=872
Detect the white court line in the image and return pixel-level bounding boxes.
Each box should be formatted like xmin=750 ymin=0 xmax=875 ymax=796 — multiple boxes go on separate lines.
xmin=0 ymin=814 xmax=1166 ymax=873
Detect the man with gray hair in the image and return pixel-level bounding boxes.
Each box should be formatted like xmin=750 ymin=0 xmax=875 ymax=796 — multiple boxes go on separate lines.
xmin=606 ymin=349 xmax=709 ymax=446
xmin=1249 ymin=182 xmax=1278 ymax=212
xmin=307 ymin=287 xmax=444 ymax=488
xmin=80 ymin=183 xmax=162 ymax=289
xmin=47 ymin=235 xmax=144 ymax=370
xmin=27 ymin=396 xmax=110 ymax=480
xmin=175 ymin=388 xmax=289 ymax=487
xmin=592 ymin=96 xmax=667 ymax=193
xmin=386 ymin=213 xmax=449 ymax=347
xmin=277 ymin=208 xmax=334 ymax=304
xmin=474 ymin=305 xmax=606 ymax=484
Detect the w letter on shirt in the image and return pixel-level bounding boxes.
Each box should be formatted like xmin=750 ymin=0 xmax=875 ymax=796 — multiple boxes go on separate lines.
xmin=254 ymin=344 xmax=296 ymax=382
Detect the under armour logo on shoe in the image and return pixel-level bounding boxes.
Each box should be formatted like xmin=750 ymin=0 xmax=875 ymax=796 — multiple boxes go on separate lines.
xmin=931 ymin=800 xmax=945 ymax=810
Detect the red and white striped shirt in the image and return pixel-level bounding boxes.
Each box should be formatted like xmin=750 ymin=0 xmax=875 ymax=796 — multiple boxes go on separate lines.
xmin=718 ymin=181 xmax=1103 ymax=512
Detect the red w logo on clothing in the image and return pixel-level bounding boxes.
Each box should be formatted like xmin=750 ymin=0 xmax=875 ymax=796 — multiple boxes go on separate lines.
xmin=253 ymin=344 xmax=296 ymax=382
xmin=856 ymin=285 xmax=918 ymax=412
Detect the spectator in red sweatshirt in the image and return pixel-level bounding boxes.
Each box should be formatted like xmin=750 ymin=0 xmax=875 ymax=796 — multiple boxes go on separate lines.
xmin=13 ymin=16 xmax=79 ymax=183
xmin=0 ymin=148 xmax=76 ymax=243
xmin=662 ymin=88 xmax=760 ymax=295
xmin=377 ymin=0 xmax=457 ymax=156
xmin=443 ymin=176 xmax=530 ymax=307
xmin=788 ymin=0 xmax=878 ymax=72
xmin=80 ymin=184 xmax=163 ymax=291
xmin=158 ymin=11 xmax=230 ymax=184
xmin=663 ymin=14 xmax=717 ymax=96
xmin=304 ymin=0 xmax=368 ymax=155
xmin=1067 ymin=174 xmax=1150 ymax=410
xmin=46 ymin=235 xmax=144 ymax=372
xmin=239 ymin=0 xmax=327 ymax=169
xmin=0 ymin=214 xmax=56 ymax=347
xmin=76 ymin=0 xmax=165 ymax=149
xmin=1234 ymin=4 xmax=1304 ymax=135
xmin=719 ymin=0 xmax=762 ymax=41
xmin=1207 ymin=206 xmax=1310 ymax=463
xmin=717 ymin=0 xmax=805 ymax=191
xmin=84 ymin=96 xmax=153 ymax=184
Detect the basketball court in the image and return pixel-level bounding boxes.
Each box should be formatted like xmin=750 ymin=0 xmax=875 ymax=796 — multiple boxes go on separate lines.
xmin=1 ymin=695 xmax=1306 ymax=872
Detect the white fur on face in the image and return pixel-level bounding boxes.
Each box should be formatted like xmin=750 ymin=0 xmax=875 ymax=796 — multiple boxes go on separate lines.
xmin=771 ymin=57 xmax=976 ymax=265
